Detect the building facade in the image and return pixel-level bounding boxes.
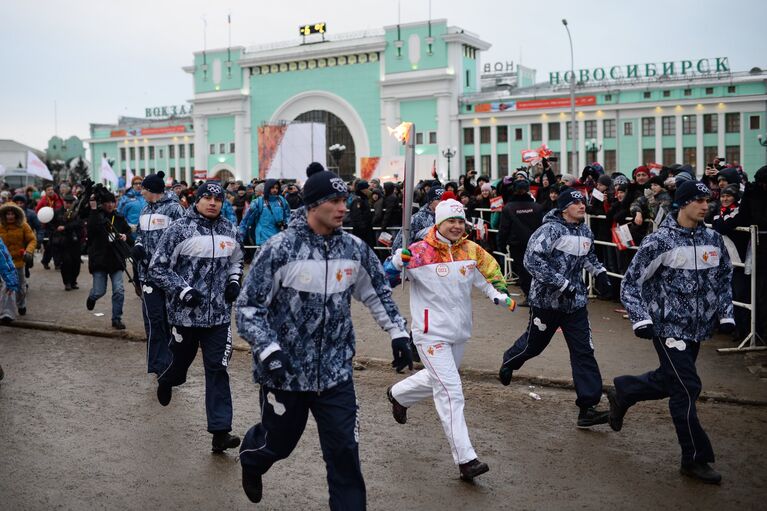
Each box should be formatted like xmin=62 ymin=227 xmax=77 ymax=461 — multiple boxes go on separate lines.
xmin=87 ymin=19 xmax=767 ymax=184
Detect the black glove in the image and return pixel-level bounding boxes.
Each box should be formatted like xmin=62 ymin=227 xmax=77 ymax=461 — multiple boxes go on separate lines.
xmin=224 ymin=281 xmax=241 ymax=303
xmin=391 ymin=336 xmax=413 ymax=373
xmin=132 ymin=244 xmax=147 ymax=261
xmin=23 ymin=251 xmax=34 ymax=268
xmin=594 ymin=272 xmax=612 ymax=297
xmin=634 ymin=324 xmax=655 ymax=339
xmin=263 ymin=350 xmax=292 ymax=386
xmin=179 ymin=288 xmax=203 ymax=308
xmin=562 ymin=282 xmax=577 ymax=300
xmin=718 ymin=322 xmax=735 ymax=335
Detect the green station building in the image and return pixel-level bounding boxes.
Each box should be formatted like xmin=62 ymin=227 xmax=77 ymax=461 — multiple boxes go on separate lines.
xmin=86 ymin=19 xmax=767 ymax=184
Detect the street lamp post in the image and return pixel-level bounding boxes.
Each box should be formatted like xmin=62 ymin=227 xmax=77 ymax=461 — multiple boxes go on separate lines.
xmin=442 ymin=146 xmax=457 ymax=180
xmin=759 ymin=134 xmax=767 ymax=165
xmin=562 ymin=19 xmax=577 ymax=174
xmin=586 ymin=139 xmax=602 ymax=163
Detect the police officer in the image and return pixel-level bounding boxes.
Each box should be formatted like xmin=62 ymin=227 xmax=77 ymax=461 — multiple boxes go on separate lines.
xmin=498 ymin=188 xmax=613 ymax=428
xmin=148 ymin=181 xmax=244 ymax=453
xmin=236 ymin=163 xmax=411 ymax=507
xmin=610 ymin=180 xmax=733 ymax=484
xmin=131 ymin=171 xmax=184 ymax=376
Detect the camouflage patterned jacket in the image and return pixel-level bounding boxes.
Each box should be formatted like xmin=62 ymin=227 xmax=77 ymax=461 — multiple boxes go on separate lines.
xmin=134 ymin=192 xmax=184 ymax=281
xmin=524 ymin=209 xmax=606 ymax=313
xmin=148 ymin=206 xmax=243 ymax=327
xmin=621 ymin=211 xmax=734 ymax=342
xmin=236 ymin=207 xmax=408 ymax=392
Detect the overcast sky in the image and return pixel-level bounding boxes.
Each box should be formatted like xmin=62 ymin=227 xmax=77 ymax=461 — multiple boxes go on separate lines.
xmin=1 ymin=0 xmax=765 ymax=151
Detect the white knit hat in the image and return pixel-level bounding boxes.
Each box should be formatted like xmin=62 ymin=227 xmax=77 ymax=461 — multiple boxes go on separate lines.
xmin=435 ymin=198 xmax=466 ymax=225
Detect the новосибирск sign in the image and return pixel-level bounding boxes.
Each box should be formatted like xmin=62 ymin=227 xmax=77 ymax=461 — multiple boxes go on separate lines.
xmin=549 ymin=57 xmax=730 ymax=85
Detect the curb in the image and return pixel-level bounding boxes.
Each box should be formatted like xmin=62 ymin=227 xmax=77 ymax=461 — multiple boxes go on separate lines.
xmin=4 ymin=320 xmax=765 ymax=407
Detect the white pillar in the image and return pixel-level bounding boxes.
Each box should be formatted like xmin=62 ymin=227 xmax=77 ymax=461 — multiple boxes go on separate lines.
xmin=436 ymin=94 xmax=451 ymax=176
xmin=596 ymin=118 xmax=604 ymax=164
xmin=696 ymin=113 xmax=704 ymax=177
xmin=234 ymin=114 xmax=248 ymax=182
xmin=489 ymin=122 xmax=497 ymax=180
xmin=542 ymin=120 xmax=549 ymax=146
xmin=193 ymin=115 xmax=208 ymax=177
xmin=577 ymin=118 xmax=586 ymax=173
xmin=473 ymin=125 xmax=480 ymax=174
xmin=654 ymin=115 xmax=662 ymax=163
xmin=560 ymin=120 xmax=568 ymax=174
xmin=184 ymin=142 xmax=191 ymax=184
xmin=717 ymin=111 xmax=726 ymax=157
xmin=675 ymin=115 xmax=683 ymax=164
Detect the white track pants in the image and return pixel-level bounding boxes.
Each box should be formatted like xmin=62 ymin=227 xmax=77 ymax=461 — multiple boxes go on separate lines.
xmin=391 ymin=340 xmax=476 ymax=465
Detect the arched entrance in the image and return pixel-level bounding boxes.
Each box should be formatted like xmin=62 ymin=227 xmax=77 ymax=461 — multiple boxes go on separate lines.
xmin=270 ymin=91 xmax=370 ymax=181
xmin=210 ymin=164 xmax=235 ymax=183
xmin=295 ymin=110 xmax=355 ymax=180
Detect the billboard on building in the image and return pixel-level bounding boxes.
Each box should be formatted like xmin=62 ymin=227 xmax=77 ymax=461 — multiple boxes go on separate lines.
xmin=258 ymin=122 xmax=326 ymax=181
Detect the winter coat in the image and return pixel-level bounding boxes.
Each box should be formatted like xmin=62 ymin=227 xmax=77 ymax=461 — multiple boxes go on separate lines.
xmin=86 ymin=209 xmax=133 ymax=274
xmin=621 ymin=211 xmax=734 ymax=342
xmin=49 ymin=208 xmax=83 ymax=250
xmin=710 ymin=202 xmax=749 ymax=266
xmin=496 ymin=195 xmax=544 ymax=252
xmin=236 ymin=206 xmax=407 ymax=392
xmin=222 ymin=199 xmax=237 ymax=224
xmin=148 ymin=206 xmax=243 ymax=328
xmin=284 ymin=191 xmax=303 ymax=210
xmin=35 ymin=194 xmax=64 ymax=213
xmin=524 ymin=209 xmax=607 ymax=313
xmin=133 ymin=192 xmax=185 ymax=280
xmin=381 ymin=185 xmax=402 ymax=230
xmin=238 ymin=184 xmax=292 ymax=246
xmin=349 ymin=192 xmax=375 ymax=248
xmin=384 ymin=226 xmax=507 ymax=345
xmin=117 ymin=189 xmax=146 ymax=228
xmin=0 ymin=204 xmax=36 ymax=268
xmin=391 ymin=203 xmax=435 ymax=251
xmin=0 ymin=238 xmax=19 ymax=291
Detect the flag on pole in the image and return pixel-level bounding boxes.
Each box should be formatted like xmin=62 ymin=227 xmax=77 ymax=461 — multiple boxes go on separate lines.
xmin=100 ymin=157 xmax=118 ymax=186
xmin=27 ymin=151 xmax=53 ymax=180
xmin=125 ymin=162 xmax=135 ymax=190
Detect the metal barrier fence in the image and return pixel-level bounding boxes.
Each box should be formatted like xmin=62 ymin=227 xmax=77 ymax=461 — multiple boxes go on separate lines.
xmin=244 ymin=205 xmax=763 ymax=353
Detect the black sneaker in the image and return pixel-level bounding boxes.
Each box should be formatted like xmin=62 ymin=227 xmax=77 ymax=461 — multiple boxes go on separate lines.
xmin=211 ymin=432 xmax=241 ymax=453
xmin=607 ymin=389 xmax=627 ymax=432
xmin=459 ymin=459 xmax=489 ymax=481
xmin=64 ymin=284 xmax=72 ymax=291
xmin=17 ymin=307 xmax=26 ymax=316
xmin=1 ymin=317 xmax=12 ymax=325
xmin=498 ymin=361 xmax=513 ymax=386
xmin=43 ymin=263 xmax=50 ymax=270
xmin=86 ymin=297 xmax=96 ymax=311
xmin=577 ymin=406 xmax=609 ymax=428
xmin=386 ymin=385 xmax=407 ymax=424
xmin=112 ymin=319 xmax=126 ymax=330
xmin=680 ymin=462 xmax=722 ymax=484
xmin=242 ymin=465 xmax=263 ymax=503
xmin=157 ymin=383 xmax=172 ymax=406
xmin=71 ymin=283 xmax=79 ymax=290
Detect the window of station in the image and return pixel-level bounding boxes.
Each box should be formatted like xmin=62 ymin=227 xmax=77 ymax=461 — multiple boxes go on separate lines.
xmin=684 ymin=89 xmax=692 ymax=96
xmin=129 ymin=147 xmax=135 ymax=159
xmin=464 ymin=156 xmax=475 ymax=172
xmin=209 ymin=144 xmax=216 ymax=155
xmin=661 ymin=116 xmax=675 ymax=136
xmin=624 ymin=122 xmax=633 ymax=136
xmin=139 ymin=147 xmax=145 ymax=160
xmin=481 ymin=155 xmax=491 ymax=174
xmin=603 ymin=150 xmax=616 ymax=171
xmin=179 ymin=145 xmax=185 ymax=158
xmin=229 ymin=142 xmax=235 ymax=153
xmin=683 ymin=147 xmax=697 ymax=168
xmin=120 ymin=148 xmax=126 ymax=160
xmin=169 ymin=146 xmax=175 ymax=159
xmin=548 ymin=123 xmax=560 ymax=140
xmin=703 ymin=114 xmax=718 ymax=133
xmin=497 ymin=126 xmax=508 ymax=143
xmin=643 ymin=91 xmax=651 ymax=99
xmin=530 ymin=123 xmax=542 ymax=141
xmin=219 ymin=143 xmax=226 ymax=154
xmin=750 ymin=115 xmax=761 ymax=130
xmin=498 ymin=154 xmax=508 ymax=176
xmin=480 ymin=127 xmax=490 ymax=144
xmin=641 ymin=117 xmax=655 ymax=136
xmin=682 ymin=115 xmax=696 ymax=135
xmin=415 ymin=132 xmax=424 ymax=145
xmin=725 ymin=145 xmax=739 ymax=163
xmin=705 ymin=87 xmax=714 ymax=95
xmin=463 ymin=128 xmax=474 ymax=144
xmin=603 ymin=119 xmax=616 ymax=138
xmin=662 ymin=148 xmax=676 ymax=165
xmin=725 ymin=113 xmax=740 ymax=133
xmin=149 ymin=146 xmax=155 ymax=159
xmin=584 ymin=120 xmax=597 ymax=139
xmin=428 ymin=132 xmax=437 ymax=144
xmin=662 ymin=90 xmax=671 ymax=98
xmin=642 ymin=148 xmax=655 ymax=165
xmin=727 ymin=86 xmax=736 ymax=93
xmin=514 ymin=128 xmax=523 ymax=141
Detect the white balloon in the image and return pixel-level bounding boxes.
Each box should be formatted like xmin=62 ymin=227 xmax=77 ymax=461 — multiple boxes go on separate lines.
xmin=38 ymin=206 xmax=54 ymax=224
